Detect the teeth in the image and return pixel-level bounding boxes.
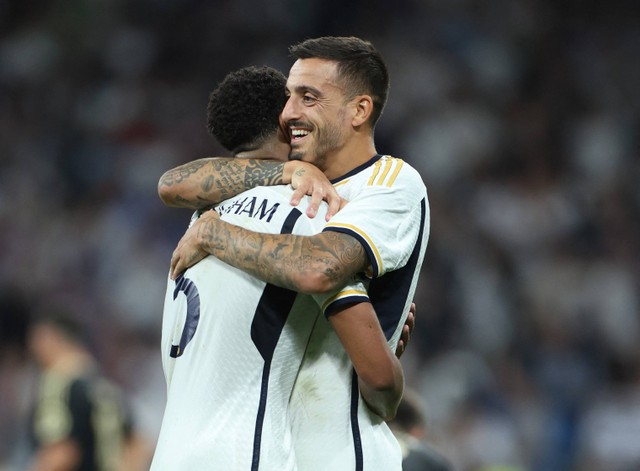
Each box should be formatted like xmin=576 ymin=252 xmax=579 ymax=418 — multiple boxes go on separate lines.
xmin=291 ymin=129 xmax=310 ymax=137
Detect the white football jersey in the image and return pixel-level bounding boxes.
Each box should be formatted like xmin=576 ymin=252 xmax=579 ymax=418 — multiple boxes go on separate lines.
xmin=290 ymin=154 xmax=430 ymax=471
xmin=151 ymin=185 xmax=363 ymax=471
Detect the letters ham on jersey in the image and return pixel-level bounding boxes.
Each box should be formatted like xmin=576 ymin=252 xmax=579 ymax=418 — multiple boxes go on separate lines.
xmin=216 ymin=195 xmax=281 ymax=222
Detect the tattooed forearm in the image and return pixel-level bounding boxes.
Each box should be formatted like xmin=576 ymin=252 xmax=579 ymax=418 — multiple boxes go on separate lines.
xmin=244 ymin=160 xmax=285 ymax=189
xmin=159 ymin=160 xmax=207 ymax=187
xmin=158 ymin=158 xmax=286 ymax=209
xmin=196 ymin=218 xmax=367 ymax=294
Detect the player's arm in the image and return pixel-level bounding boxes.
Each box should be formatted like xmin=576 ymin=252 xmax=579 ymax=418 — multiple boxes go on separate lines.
xmin=170 ymin=209 xmax=368 ymax=295
xmin=330 ymin=302 xmax=404 ymax=421
xmin=157 ymin=157 xmax=342 ymax=219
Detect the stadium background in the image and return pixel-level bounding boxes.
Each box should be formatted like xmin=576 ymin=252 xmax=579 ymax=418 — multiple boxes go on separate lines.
xmin=1 ymin=1 xmax=638 ymax=469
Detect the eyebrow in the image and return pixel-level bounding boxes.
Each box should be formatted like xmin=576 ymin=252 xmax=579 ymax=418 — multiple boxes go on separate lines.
xmin=290 ymin=84 xmax=323 ymax=97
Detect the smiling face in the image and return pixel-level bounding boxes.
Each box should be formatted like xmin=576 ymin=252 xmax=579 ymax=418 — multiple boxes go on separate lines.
xmin=281 ymin=58 xmax=356 ymax=173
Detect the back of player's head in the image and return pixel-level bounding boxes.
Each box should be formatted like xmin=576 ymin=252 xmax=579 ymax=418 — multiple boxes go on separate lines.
xmin=289 ymin=36 xmax=389 ymax=127
xmin=207 ymin=66 xmax=287 ymax=154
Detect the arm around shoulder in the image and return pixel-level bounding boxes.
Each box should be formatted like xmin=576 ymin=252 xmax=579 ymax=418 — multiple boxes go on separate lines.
xmin=158 ymin=157 xmax=286 ymax=209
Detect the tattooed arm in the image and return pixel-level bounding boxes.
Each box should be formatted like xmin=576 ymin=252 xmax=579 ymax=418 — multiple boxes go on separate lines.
xmin=158 ymin=158 xmax=343 ymax=219
xmin=157 ymin=158 xmax=285 ymax=209
xmin=170 ymin=209 xmax=368 ymax=294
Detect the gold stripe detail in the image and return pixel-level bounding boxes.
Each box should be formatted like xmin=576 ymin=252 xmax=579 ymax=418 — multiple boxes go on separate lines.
xmin=376 ymin=158 xmax=393 ymax=186
xmin=322 ymin=289 xmax=368 ymax=312
xmin=367 ymin=159 xmax=383 ymax=186
xmin=387 ymin=158 xmax=404 ymax=187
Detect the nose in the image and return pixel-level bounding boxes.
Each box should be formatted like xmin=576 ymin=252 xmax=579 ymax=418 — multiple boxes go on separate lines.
xmin=281 ymin=95 xmax=300 ymax=123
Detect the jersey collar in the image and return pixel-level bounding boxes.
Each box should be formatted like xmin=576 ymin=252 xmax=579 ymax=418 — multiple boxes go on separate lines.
xmin=330 ymin=154 xmax=383 ymax=184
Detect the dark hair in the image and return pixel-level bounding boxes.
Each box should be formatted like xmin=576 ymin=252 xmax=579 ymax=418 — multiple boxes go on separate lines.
xmin=289 ymin=36 xmax=390 ymax=127
xmin=206 ymin=66 xmax=287 ymax=154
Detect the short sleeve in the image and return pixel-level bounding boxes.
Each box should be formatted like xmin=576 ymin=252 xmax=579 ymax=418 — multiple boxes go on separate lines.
xmin=313 ymin=277 xmax=370 ymax=318
xmin=324 ymin=157 xmax=429 ymax=278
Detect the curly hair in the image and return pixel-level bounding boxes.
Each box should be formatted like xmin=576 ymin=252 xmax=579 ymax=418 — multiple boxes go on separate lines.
xmin=206 ymin=66 xmax=287 ymax=154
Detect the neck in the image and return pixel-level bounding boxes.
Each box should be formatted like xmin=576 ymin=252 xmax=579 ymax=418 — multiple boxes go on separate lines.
xmin=322 ymin=134 xmax=377 ymax=180
xmin=235 ymin=138 xmax=289 ymax=162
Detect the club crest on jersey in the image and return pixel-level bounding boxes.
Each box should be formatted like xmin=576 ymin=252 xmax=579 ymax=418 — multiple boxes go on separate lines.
xmin=216 ymin=196 xmax=280 ymax=222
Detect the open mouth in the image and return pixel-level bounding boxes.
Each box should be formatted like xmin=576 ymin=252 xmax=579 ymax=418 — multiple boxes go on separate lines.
xmin=290 ymin=127 xmax=311 ymax=142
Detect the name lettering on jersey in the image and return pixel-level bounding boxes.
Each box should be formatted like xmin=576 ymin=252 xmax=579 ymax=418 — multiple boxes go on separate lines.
xmin=216 ymin=196 xmax=280 ymax=222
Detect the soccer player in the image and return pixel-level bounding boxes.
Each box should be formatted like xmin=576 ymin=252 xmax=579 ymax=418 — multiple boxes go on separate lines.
xmin=152 ymin=66 xmax=405 ymax=470
xmin=167 ymin=37 xmax=430 ymax=470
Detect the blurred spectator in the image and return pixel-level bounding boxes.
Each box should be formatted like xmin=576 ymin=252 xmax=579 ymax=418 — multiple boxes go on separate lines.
xmin=25 ymin=306 xmax=151 ymax=471
xmin=575 ymin=352 xmax=640 ymax=470
xmin=388 ymin=389 xmax=453 ymax=471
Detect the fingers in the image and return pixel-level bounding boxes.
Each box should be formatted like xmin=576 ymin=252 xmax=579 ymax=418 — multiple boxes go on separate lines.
xmin=306 ymin=185 xmax=324 ymax=218
xmin=401 ymin=324 xmax=411 ymax=345
xmin=170 ymin=243 xmax=188 ymax=280
xmin=288 ymin=162 xmax=344 ymax=219
xmin=325 ymin=192 xmax=344 ymax=221
xmin=290 ymin=186 xmax=305 ymax=207
xmin=170 ymin=251 xmax=180 ymax=280
xmin=406 ymin=310 xmax=415 ymax=334
xmin=395 ymin=311 xmax=414 ymax=359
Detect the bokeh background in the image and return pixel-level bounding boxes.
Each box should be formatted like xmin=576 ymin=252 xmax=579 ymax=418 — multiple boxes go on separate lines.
xmin=1 ymin=1 xmax=639 ymax=470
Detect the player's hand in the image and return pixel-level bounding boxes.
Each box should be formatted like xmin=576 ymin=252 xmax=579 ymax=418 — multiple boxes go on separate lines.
xmin=395 ymin=302 xmax=415 ymax=358
xmin=170 ymin=210 xmax=219 ymax=279
xmin=285 ymin=161 xmax=345 ymax=220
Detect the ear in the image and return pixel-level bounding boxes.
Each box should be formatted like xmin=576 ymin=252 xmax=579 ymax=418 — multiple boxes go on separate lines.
xmin=351 ymin=95 xmax=374 ymax=127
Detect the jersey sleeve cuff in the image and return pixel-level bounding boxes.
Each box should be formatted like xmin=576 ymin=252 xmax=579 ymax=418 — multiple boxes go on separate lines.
xmin=322 ymin=225 xmax=381 ymax=278
xmin=318 ymin=288 xmax=370 ymax=318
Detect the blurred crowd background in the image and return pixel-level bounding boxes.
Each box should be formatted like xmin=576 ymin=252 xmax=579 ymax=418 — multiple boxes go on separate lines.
xmin=1 ymin=0 xmax=639 ymax=470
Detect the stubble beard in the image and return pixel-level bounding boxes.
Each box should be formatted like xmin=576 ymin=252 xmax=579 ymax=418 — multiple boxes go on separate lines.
xmin=288 ymin=119 xmax=344 ymax=173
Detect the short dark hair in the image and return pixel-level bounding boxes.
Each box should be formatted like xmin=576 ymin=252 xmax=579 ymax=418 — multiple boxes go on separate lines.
xmin=289 ymin=36 xmax=390 ymax=127
xmin=206 ymin=66 xmax=287 ymax=154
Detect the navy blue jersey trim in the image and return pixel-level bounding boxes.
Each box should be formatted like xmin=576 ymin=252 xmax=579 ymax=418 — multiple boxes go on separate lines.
xmin=324 ymin=297 xmax=371 ymax=318
xmin=369 ymin=197 xmax=427 ymax=340
xmin=170 ymin=274 xmax=201 ymax=358
xmin=330 ymin=154 xmax=382 ymax=184
xmin=252 ymin=359 xmax=272 ymax=471
xmin=250 ymin=207 xmax=302 ymax=470
xmin=350 ymin=369 xmax=363 ymax=471
xmin=322 ymin=226 xmax=378 ymax=278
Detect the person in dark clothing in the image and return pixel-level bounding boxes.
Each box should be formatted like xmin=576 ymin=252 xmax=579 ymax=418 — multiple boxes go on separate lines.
xmin=26 ymin=308 xmax=150 ymax=471
xmin=389 ymin=389 xmax=453 ymax=471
